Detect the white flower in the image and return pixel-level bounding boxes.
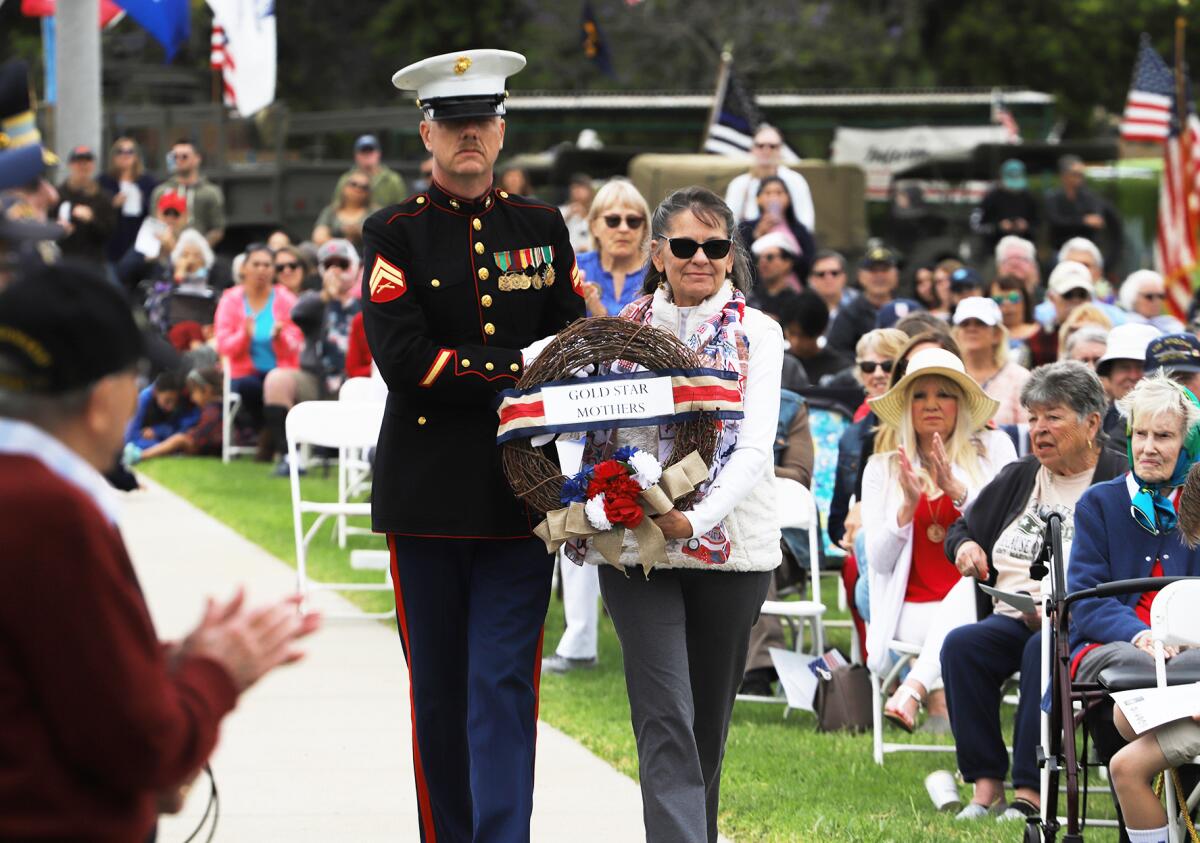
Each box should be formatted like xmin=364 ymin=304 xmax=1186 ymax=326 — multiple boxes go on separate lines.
xmin=629 ymin=449 xmax=663 ymax=490
xmin=584 ymin=493 xmax=613 ymax=531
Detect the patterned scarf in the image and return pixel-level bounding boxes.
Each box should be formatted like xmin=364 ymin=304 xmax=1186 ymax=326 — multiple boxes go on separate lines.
xmin=578 ymin=283 xmax=750 ymax=565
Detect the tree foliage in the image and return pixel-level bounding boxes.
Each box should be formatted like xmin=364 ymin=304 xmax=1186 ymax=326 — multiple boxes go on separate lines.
xmin=3 ymin=0 xmax=1199 ymax=139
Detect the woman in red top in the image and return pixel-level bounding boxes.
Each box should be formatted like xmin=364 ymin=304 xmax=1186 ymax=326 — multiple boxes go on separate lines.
xmin=861 ymin=348 xmax=1018 ymax=731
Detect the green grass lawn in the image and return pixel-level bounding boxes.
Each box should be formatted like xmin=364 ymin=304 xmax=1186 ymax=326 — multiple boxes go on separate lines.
xmin=138 ymin=457 xmax=1119 ymax=843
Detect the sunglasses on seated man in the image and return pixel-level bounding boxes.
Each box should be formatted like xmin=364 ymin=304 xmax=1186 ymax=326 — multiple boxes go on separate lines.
xmin=660 ymin=237 xmax=733 ymax=260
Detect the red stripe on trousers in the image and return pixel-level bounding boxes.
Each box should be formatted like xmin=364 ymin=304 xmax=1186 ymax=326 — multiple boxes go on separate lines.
xmin=388 ymin=534 xmax=438 ymax=843
xmin=531 ymin=625 xmax=545 ymax=784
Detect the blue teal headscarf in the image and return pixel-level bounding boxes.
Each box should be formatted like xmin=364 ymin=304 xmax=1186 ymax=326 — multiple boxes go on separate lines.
xmin=1128 ymin=384 xmax=1200 ymax=534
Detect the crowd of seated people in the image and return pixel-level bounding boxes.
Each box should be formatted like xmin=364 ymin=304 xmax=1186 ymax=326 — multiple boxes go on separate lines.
xmin=22 ymin=116 xmax=1200 ymax=839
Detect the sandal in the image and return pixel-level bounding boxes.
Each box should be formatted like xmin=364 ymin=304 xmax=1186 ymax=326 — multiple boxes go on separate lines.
xmin=883 ymin=683 xmax=922 ymax=733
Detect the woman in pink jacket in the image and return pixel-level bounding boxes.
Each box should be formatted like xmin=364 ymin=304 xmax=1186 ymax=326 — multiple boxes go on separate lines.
xmin=215 ymin=244 xmax=302 ymax=440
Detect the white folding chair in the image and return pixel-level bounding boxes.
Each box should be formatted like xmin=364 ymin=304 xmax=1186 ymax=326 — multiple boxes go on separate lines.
xmin=220 ymin=359 xmax=256 ymax=463
xmin=736 ymin=478 xmax=826 ymax=707
xmin=287 ymin=400 xmax=391 ymax=619
xmin=335 ymin=377 xmax=388 ymax=547
xmin=1150 ymin=580 xmax=1200 ymax=843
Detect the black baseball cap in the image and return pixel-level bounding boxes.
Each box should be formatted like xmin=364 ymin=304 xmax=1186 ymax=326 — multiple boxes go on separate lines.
xmin=949 ymin=267 xmax=984 ymax=290
xmin=0 ymin=263 xmax=142 ymax=395
xmin=860 ymin=245 xmax=897 ymax=268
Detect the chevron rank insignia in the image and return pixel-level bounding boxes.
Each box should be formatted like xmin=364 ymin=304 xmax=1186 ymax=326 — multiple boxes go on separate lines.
xmin=369 ymin=254 xmax=406 ymax=303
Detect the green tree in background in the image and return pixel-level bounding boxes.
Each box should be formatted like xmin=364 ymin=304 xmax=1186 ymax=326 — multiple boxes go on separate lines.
xmin=1 ymin=0 xmax=1197 ymax=139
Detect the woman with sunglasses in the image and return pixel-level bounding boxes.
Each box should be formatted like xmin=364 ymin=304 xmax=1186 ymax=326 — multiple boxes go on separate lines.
xmin=272 ymin=245 xmax=315 ymax=294
xmin=991 ymin=274 xmax=1055 ymax=367
xmin=565 ymin=186 xmax=781 ymax=843
xmin=312 ymin=175 xmax=376 ymax=250
xmin=864 ymin=346 xmax=1016 ymax=733
xmin=1119 ymin=269 xmax=1185 ymax=334
xmin=99 ymin=137 xmax=158 ymax=265
xmin=574 ymin=178 xmax=651 ymax=317
xmin=736 ymin=175 xmax=816 ymax=283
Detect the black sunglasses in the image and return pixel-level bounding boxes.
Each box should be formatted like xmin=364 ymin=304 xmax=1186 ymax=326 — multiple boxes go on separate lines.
xmin=663 ymin=237 xmax=732 ymax=260
xmin=858 ymin=360 xmax=895 ymax=375
xmin=275 ymin=261 xmax=301 ymax=272
xmin=323 ymin=258 xmax=351 ymax=270
xmin=603 ymin=213 xmax=644 ymax=229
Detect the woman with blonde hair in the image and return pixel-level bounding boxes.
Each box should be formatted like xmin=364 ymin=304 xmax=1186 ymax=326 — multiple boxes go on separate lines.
xmin=98 ymin=136 xmax=158 ymax=264
xmin=863 ymin=347 xmax=1017 ymax=731
xmin=1057 ymin=302 xmax=1113 ymax=357
xmin=952 ymin=296 xmax=1031 ymax=425
xmin=575 ymin=178 xmax=652 ymax=317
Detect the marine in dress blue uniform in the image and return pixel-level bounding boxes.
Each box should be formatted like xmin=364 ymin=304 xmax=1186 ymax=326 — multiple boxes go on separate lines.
xmin=362 ymin=50 xmax=585 ymax=843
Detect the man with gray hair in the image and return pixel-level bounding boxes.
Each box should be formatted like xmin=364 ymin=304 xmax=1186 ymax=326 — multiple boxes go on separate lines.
xmin=1034 ymin=237 xmax=1126 ymax=328
xmin=994 ymin=235 xmax=1040 ymax=298
xmin=0 ymin=263 xmax=319 ymax=839
xmin=1064 ymin=325 xmax=1109 ymax=370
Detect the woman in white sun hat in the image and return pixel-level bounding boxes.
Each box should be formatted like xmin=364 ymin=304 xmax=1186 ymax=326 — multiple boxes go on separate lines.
xmin=951 ymin=295 xmax=1031 ymax=426
xmin=863 ymin=346 xmax=1017 ymax=731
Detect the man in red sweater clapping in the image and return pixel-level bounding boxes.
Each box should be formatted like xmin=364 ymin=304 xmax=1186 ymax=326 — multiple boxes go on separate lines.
xmin=0 ymin=263 xmax=320 ymax=842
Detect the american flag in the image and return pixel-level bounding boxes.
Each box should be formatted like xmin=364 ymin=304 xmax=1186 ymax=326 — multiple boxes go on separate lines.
xmin=1121 ymin=37 xmax=1174 ymax=142
xmin=1124 ymin=36 xmax=1200 ymax=318
xmin=991 ymin=89 xmax=1020 ymax=142
xmin=209 ymin=22 xmax=235 ymax=108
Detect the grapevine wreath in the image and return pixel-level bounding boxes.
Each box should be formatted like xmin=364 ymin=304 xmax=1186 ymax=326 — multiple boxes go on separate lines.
xmin=500 ymin=316 xmax=721 ymax=515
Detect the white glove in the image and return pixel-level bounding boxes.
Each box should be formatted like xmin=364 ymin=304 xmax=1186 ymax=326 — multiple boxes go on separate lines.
xmin=570 ymin=362 xmax=596 ymax=379
xmin=521 ymin=335 xmax=555 ymax=367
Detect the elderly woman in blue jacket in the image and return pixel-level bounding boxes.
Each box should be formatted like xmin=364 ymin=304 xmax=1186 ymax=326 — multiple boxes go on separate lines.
xmin=1067 ymin=372 xmax=1200 ymax=815
xmin=1069 ymin=372 xmax=1200 ymax=682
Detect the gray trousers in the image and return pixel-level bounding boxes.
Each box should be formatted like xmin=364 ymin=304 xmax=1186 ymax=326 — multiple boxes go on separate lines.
xmin=1075 ymin=640 xmax=1200 ymax=685
xmin=598 ymin=565 xmax=771 ymax=843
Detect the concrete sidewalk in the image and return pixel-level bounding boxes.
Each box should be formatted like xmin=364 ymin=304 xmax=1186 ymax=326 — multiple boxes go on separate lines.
xmin=126 ymin=477 xmax=648 ymax=842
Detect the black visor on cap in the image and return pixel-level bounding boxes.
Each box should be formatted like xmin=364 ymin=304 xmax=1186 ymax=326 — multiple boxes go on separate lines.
xmin=420 ymin=94 xmax=507 ymax=121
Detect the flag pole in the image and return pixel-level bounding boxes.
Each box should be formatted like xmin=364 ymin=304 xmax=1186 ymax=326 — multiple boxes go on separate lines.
xmin=700 ymin=43 xmax=733 ymax=153
xmin=1176 ymin=1 xmax=1188 ymax=129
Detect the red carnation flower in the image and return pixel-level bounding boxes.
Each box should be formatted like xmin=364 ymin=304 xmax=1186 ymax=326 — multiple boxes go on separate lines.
xmin=588 ymin=460 xmax=629 ymax=498
xmin=604 ymin=492 xmax=644 ymax=528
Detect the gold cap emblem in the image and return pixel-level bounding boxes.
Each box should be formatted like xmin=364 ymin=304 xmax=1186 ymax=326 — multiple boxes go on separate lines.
xmin=454 ymin=56 xmax=472 ymax=75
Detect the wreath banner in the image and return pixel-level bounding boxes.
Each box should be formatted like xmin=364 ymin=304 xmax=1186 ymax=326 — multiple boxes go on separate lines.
xmin=495 ymin=367 xmax=742 ymax=445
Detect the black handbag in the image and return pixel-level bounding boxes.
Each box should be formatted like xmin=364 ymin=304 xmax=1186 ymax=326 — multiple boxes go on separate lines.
xmin=814 ymin=663 xmax=873 ymax=733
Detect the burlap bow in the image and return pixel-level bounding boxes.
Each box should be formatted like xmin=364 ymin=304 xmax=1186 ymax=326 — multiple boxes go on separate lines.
xmin=533 ymin=450 xmax=711 ymax=577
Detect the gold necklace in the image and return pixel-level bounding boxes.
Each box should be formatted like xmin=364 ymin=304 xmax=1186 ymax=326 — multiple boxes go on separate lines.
xmin=924 ymin=493 xmax=947 ymax=543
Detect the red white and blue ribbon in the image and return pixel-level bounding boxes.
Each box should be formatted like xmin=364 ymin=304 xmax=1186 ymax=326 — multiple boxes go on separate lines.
xmin=495 ymin=367 xmax=743 ymax=445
